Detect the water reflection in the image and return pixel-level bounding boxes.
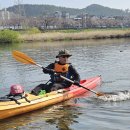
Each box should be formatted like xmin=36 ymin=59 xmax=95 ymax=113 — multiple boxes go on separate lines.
xmin=0 ymin=99 xmax=82 ymax=130
xmin=45 ymin=106 xmax=80 ymax=130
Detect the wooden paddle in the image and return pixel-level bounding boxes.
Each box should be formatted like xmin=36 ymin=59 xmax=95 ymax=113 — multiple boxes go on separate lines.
xmin=12 ymin=50 xmax=104 ymax=97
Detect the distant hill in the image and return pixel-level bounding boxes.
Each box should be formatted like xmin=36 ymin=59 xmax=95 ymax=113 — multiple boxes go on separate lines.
xmin=83 ymin=4 xmax=127 ymax=16
xmin=7 ymin=4 xmax=81 ymax=17
xmin=6 ymin=4 xmax=129 ymax=17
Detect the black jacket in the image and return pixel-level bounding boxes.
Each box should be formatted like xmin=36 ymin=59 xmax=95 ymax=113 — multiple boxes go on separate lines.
xmin=43 ymin=62 xmax=80 ymax=87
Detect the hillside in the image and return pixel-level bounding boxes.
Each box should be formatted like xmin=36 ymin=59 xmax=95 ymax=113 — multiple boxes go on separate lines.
xmin=7 ymin=4 xmax=81 ymax=17
xmin=6 ymin=4 xmax=129 ymax=17
xmin=83 ymin=4 xmax=126 ymax=16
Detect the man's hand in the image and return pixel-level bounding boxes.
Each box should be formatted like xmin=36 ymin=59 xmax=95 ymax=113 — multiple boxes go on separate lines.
xmin=42 ymin=67 xmax=55 ymax=74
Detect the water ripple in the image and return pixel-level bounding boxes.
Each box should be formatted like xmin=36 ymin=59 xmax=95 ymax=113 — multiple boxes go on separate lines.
xmin=96 ymin=90 xmax=130 ymax=102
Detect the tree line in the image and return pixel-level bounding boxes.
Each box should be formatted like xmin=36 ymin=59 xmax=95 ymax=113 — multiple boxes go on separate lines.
xmin=0 ymin=4 xmax=130 ymax=30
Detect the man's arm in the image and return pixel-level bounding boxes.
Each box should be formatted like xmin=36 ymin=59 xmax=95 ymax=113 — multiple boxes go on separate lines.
xmin=69 ymin=65 xmax=80 ymax=82
xmin=42 ymin=63 xmax=55 ymax=74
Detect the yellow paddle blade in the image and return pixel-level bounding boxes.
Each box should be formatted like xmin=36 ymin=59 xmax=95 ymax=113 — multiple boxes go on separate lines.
xmin=96 ymin=92 xmax=105 ymax=97
xmin=12 ymin=50 xmax=36 ymax=65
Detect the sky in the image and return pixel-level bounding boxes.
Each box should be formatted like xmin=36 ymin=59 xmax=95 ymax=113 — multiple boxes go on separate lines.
xmin=0 ymin=0 xmax=130 ymax=10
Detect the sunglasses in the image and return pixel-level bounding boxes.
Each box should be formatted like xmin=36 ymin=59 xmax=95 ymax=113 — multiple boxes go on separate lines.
xmin=61 ymin=56 xmax=69 ymax=58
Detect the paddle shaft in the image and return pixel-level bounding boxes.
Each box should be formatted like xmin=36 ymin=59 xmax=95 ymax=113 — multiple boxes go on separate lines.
xmin=33 ymin=64 xmax=97 ymax=94
xmin=60 ymin=75 xmax=98 ymax=95
xmin=35 ymin=63 xmax=43 ymax=68
xmin=31 ymin=63 xmax=98 ymax=94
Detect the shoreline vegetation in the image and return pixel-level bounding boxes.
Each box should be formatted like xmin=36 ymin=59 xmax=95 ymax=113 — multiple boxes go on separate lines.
xmin=0 ymin=30 xmax=20 ymax=43
xmin=1 ymin=28 xmax=130 ymax=43
xmin=21 ymin=29 xmax=130 ymax=42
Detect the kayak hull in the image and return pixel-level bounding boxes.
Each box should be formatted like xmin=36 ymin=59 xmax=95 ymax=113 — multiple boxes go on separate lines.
xmin=0 ymin=76 xmax=101 ymax=120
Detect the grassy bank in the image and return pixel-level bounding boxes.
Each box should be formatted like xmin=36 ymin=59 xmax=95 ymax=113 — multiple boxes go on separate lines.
xmin=1 ymin=28 xmax=130 ymax=43
xmin=20 ymin=28 xmax=130 ymax=42
xmin=0 ymin=30 xmax=21 ymax=43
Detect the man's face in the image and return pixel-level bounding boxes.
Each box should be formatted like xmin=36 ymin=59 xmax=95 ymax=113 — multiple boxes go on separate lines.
xmin=59 ymin=55 xmax=69 ymax=64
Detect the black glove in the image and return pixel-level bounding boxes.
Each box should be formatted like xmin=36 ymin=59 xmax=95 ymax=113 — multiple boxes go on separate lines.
xmin=49 ymin=69 xmax=55 ymax=74
xmin=42 ymin=67 xmax=55 ymax=74
xmin=73 ymin=81 xmax=80 ymax=86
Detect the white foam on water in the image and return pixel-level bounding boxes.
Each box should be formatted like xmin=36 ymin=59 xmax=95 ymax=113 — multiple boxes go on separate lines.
xmin=97 ymin=90 xmax=130 ymax=102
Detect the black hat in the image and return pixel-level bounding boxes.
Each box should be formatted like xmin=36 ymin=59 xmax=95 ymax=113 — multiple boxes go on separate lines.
xmin=56 ymin=49 xmax=72 ymax=58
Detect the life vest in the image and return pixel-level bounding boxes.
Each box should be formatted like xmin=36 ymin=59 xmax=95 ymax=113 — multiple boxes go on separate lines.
xmin=52 ymin=63 xmax=69 ymax=83
xmin=54 ymin=63 xmax=69 ymax=73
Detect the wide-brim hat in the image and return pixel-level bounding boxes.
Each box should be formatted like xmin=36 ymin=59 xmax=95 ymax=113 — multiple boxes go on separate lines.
xmin=56 ymin=49 xmax=72 ymax=58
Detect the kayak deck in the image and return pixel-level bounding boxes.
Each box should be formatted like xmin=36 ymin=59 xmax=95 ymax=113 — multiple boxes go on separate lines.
xmin=0 ymin=75 xmax=101 ymax=120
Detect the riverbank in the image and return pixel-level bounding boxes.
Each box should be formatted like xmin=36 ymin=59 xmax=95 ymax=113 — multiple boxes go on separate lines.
xmin=1 ymin=28 xmax=130 ymax=43
xmin=20 ymin=28 xmax=130 ymax=42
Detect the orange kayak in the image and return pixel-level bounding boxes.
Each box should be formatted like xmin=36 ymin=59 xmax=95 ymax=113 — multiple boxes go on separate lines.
xmin=0 ymin=75 xmax=101 ymax=120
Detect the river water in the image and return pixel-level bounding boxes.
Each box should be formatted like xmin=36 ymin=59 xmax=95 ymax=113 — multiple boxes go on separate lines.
xmin=0 ymin=38 xmax=130 ymax=130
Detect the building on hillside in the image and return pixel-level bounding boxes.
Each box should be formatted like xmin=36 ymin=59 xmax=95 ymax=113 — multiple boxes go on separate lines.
xmin=54 ymin=11 xmax=62 ymax=18
xmin=53 ymin=11 xmax=70 ymax=19
xmin=62 ymin=11 xmax=70 ymax=19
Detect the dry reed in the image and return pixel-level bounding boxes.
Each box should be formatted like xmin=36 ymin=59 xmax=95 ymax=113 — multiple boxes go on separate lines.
xmin=19 ymin=29 xmax=130 ymax=42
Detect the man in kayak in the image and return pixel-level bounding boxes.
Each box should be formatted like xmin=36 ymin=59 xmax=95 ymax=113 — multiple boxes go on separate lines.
xmin=31 ymin=49 xmax=80 ymax=95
